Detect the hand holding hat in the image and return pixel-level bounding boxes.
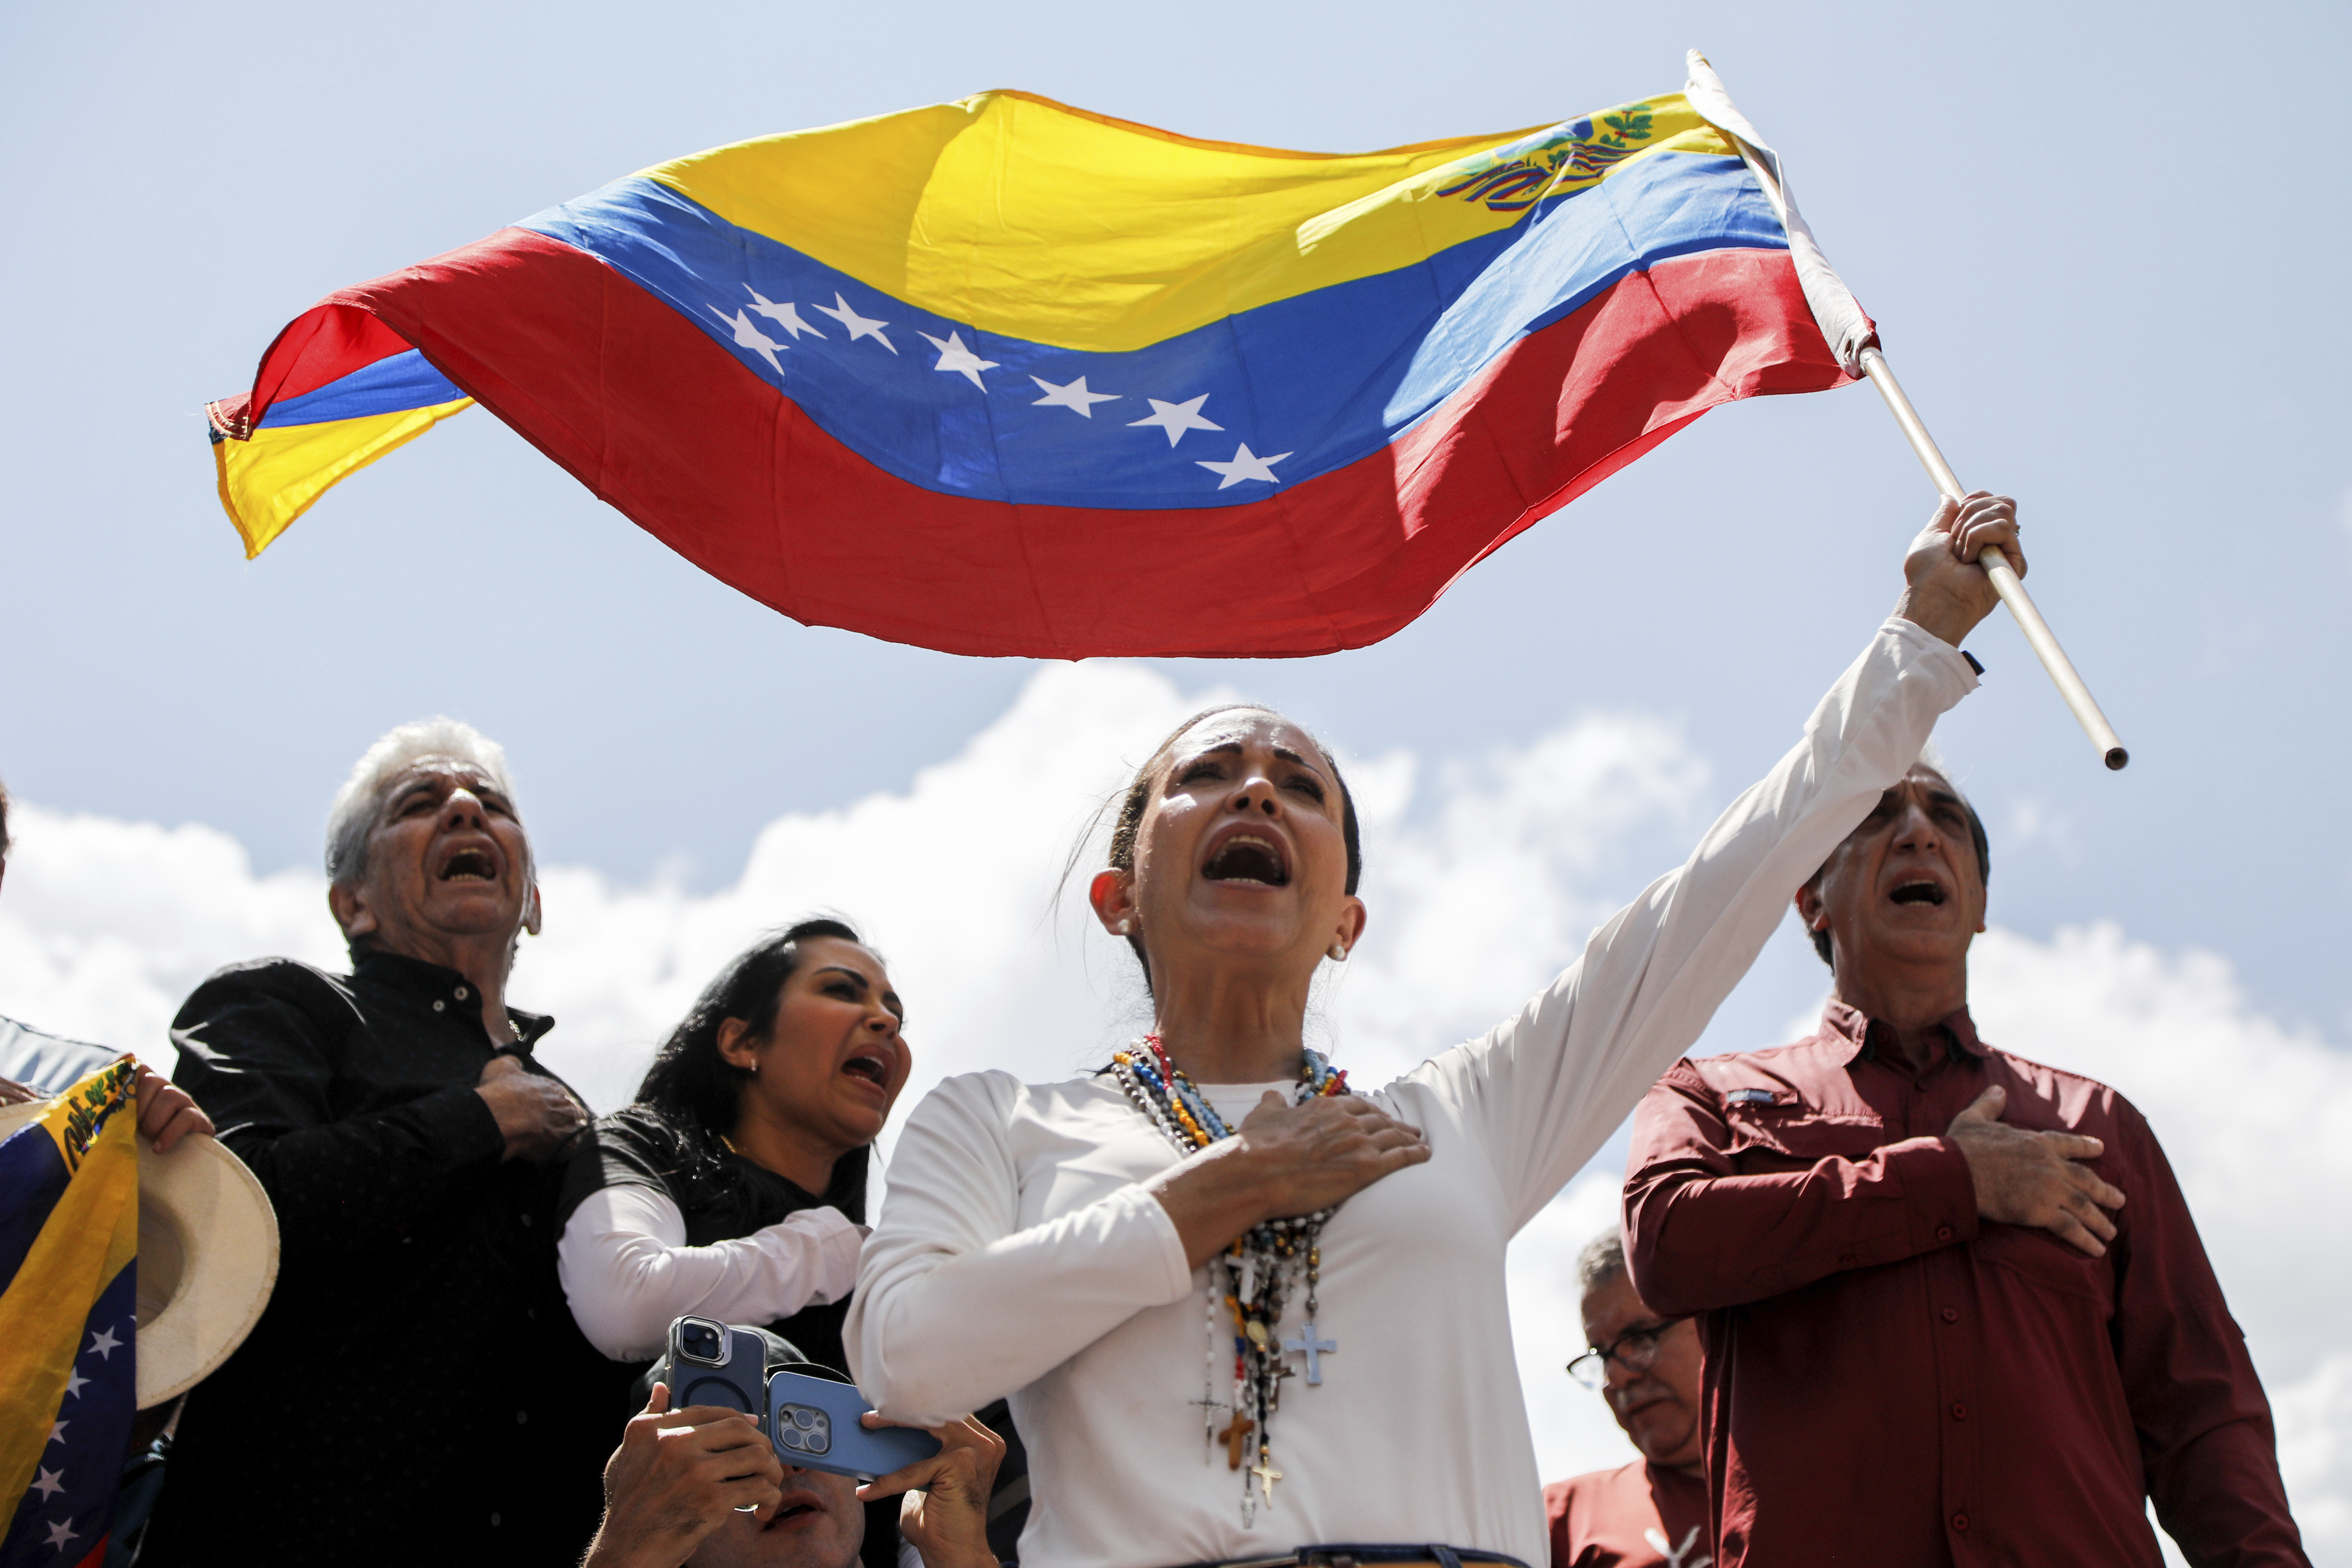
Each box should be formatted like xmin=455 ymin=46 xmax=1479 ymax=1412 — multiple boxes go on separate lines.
xmin=129 ymin=1058 xmax=212 ymax=1154
xmin=0 ymin=1058 xmax=278 ymax=1409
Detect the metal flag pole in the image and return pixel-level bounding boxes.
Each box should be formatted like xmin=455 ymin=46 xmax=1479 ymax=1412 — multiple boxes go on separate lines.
xmin=1851 ymin=348 xmax=2128 ymax=769
xmin=1686 ymin=51 xmax=2129 ymax=770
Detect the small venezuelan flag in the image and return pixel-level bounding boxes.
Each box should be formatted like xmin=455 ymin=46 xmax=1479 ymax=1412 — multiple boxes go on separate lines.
xmin=0 ymin=1062 xmax=138 ymax=1568
xmin=209 ymin=68 xmax=1858 ymax=658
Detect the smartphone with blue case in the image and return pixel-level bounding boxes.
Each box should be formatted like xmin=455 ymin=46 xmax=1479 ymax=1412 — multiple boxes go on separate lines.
xmin=660 ymin=1317 xmax=770 ymax=1417
xmin=767 ymin=1368 xmax=942 ymax=1482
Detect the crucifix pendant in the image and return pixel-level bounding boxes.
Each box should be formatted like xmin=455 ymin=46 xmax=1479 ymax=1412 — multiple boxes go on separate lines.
xmin=1283 ymin=1322 xmax=1338 ymax=1385
xmin=1250 ymin=1452 xmax=1284 ymax=1503
xmin=1217 ymin=1413 xmax=1256 ymax=1471
xmin=1191 ymin=1395 xmax=1226 ymax=1447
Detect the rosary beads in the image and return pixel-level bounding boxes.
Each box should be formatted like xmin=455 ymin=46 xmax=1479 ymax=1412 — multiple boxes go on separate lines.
xmin=1109 ymin=1035 xmax=1347 ymax=1524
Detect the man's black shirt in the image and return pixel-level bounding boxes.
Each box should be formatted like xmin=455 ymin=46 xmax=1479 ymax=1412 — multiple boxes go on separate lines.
xmin=143 ymin=950 xmax=627 ymax=1568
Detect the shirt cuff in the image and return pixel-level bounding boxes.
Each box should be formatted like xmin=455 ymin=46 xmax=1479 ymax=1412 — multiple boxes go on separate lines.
xmin=768 ymin=1205 xmax=869 ymax=1305
xmin=419 ymin=1081 xmax=508 ymax=1168
xmin=1879 ymin=614 xmax=1984 ymax=697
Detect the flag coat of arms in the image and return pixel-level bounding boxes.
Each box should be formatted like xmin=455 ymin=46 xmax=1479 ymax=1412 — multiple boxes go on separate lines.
xmin=210 ymin=75 xmax=1859 ymax=658
xmin=0 ymin=1063 xmax=138 ymax=1568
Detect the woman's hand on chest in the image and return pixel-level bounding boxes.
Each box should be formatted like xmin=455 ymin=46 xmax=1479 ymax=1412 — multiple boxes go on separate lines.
xmin=1145 ymin=1093 xmax=1431 ymax=1269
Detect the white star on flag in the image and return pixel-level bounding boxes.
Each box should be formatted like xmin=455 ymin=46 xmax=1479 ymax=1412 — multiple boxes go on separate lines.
xmin=1128 ymin=394 xmax=1223 ymax=447
xmin=31 ymin=1467 xmax=64 ymax=1501
xmin=1030 ymin=375 xmax=1122 ymax=417
xmin=707 ymin=307 xmax=789 ymax=376
xmin=44 ymin=1520 xmax=76 ymax=1551
xmin=1196 ymin=443 xmax=1293 ymax=489
xmin=62 ymin=1369 xmax=87 ymax=1400
xmin=920 ymin=331 xmax=1000 ymax=390
xmin=812 ymin=293 xmax=896 ymax=352
xmin=744 ymin=287 xmax=825 ymax=339
xmin=87 ymin=1325 xmax=121 ymax=1360
xmin=49 ymin=1420 xmax=68 ymax=1444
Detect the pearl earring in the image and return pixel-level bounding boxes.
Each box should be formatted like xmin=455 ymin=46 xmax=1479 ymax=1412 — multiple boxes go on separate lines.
xmin=1116 ymin=920 xmax=1134 ymax=935
xmin=1328 ymin=943 xmax=1348 ymax=961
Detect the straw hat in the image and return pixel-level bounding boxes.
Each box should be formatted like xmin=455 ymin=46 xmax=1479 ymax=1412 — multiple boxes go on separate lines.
xmin=0 ymin=1102 xmax=279 ymax=1408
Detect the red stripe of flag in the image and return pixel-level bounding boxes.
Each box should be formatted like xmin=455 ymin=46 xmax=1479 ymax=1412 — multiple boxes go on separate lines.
xmin=306 ymin=232 xmax=1844 ymax=658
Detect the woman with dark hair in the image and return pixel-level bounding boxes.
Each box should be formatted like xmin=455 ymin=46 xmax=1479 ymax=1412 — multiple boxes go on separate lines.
xmin=848 ymin=500 xmax=2025 ymax=1568
xmin=556 ymin=917 xmax=910 ymax=1377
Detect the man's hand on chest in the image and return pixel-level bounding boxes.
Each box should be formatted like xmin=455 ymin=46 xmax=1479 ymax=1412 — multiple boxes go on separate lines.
xmin=1945 ymin=1082 xmax=2125 ymax=1258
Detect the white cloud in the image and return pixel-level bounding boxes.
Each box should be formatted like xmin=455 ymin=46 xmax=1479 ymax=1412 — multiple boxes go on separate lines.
xmin=3 ymin=661 xmax=2347 ymax=1553
xmin=2278 ymin=1355 xmax=2352 ymax=1560
xmin=1508 ymin=1171 xmax=1648 ymax=1481
xmin=0 ymin=811 xmax=342 ymax=1056
xmin=2001 ymin=794 xmax=2080 ymax=866
xmin=1965 ymin=925 xmax=2352 ymax=1387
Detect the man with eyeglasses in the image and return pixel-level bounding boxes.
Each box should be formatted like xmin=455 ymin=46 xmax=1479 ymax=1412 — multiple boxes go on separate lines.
xmin=1548 ymin=1230 xmax=1708 ymax=1568
xmin=1621 ymin=763 xmax=2305 ymax=1567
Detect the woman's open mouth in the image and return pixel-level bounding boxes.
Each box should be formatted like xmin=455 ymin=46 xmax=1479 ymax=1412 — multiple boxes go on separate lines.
xmin=1201 ymin=831 xmax=1290 ymax=887
xmin=842 ymin=1053 xmax=889 ymax=1087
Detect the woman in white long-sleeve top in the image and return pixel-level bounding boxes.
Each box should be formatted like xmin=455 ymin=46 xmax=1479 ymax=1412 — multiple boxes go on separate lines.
xmin=556 ymin=918 xmax=909 ymax=1373
xmin=847 ymin=498 xmax=2026 ymax=1568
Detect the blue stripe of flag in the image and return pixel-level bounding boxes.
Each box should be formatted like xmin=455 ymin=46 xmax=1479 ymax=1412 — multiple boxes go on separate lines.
xmin=0 ymin=1261 xmax=136 ymax=1568
xmin=258 ymin=348 xmax=466 ymax=429
xmin=0 ymin=1125 xmax=68 ymax=1291
xmin=516 ymin=152 xmax=1785 ymax=511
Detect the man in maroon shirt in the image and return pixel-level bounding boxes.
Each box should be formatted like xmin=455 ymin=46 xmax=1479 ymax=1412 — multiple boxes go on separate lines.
xmin=1547 ymin=1230 xmax=1711 ymax=1568
xmin=1622 ymin=762 xmax=2307 ymax=1567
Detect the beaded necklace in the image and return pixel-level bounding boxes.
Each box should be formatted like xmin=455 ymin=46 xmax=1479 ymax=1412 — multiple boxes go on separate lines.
xmin=1108 ymin=1034 xmax=1348 ymax=1525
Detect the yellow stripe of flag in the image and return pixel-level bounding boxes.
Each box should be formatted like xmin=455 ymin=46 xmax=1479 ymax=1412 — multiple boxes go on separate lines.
xmin=644 ymin=89 xmax=1735 ymax=353
xmin=215 ymin=398 xmax=474 ymax=558
xmin=0 ymin=1064 xmax=140 ymax=1514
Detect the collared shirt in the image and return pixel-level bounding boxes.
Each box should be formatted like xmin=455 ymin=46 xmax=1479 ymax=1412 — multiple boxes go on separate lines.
xmin=1546 ymin=1460 xmax=1711 ymax=1568
xmin=1622 ymin=1002 xmax=2307 ymax=1568
xmin=143 ymin=950 xmax=627 ymax=1568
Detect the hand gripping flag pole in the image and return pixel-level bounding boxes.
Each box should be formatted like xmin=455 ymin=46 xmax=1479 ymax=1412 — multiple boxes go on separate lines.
xmin=1685 ymin=51 xmax=2130 ymax=771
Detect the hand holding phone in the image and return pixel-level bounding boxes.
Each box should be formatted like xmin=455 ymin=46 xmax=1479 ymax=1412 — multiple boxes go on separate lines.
xmin=656 ymin=1317 xmax=944 ymax=1484
xmin=857 ymin=1410 xmax=1005 ymax=1568
xmin=584 ymin=1381 xmax=783 ymax=1568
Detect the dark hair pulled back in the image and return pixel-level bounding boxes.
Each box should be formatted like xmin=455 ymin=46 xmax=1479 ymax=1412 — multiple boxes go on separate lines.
xmin=1090 ymin=704 xmax=1363 ymax=991
xmin=634 ymin=917 xmax=867 ymax=1171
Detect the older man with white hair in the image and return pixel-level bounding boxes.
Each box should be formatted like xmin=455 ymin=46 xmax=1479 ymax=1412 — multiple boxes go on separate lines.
xmin=144 ymin=719 xmax=625 ymax=1568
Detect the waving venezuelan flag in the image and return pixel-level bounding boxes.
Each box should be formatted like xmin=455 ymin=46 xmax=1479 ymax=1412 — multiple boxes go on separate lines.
xmin=0 ymin=1062 xmax=138 ymax=1568
xmin=209 ymin=71 xmax=1861 ymax=658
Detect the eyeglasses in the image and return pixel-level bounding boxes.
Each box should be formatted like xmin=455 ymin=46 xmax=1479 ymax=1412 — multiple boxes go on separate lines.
xmin=1566 ymin=1319 xmax=1683 ymax=1390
